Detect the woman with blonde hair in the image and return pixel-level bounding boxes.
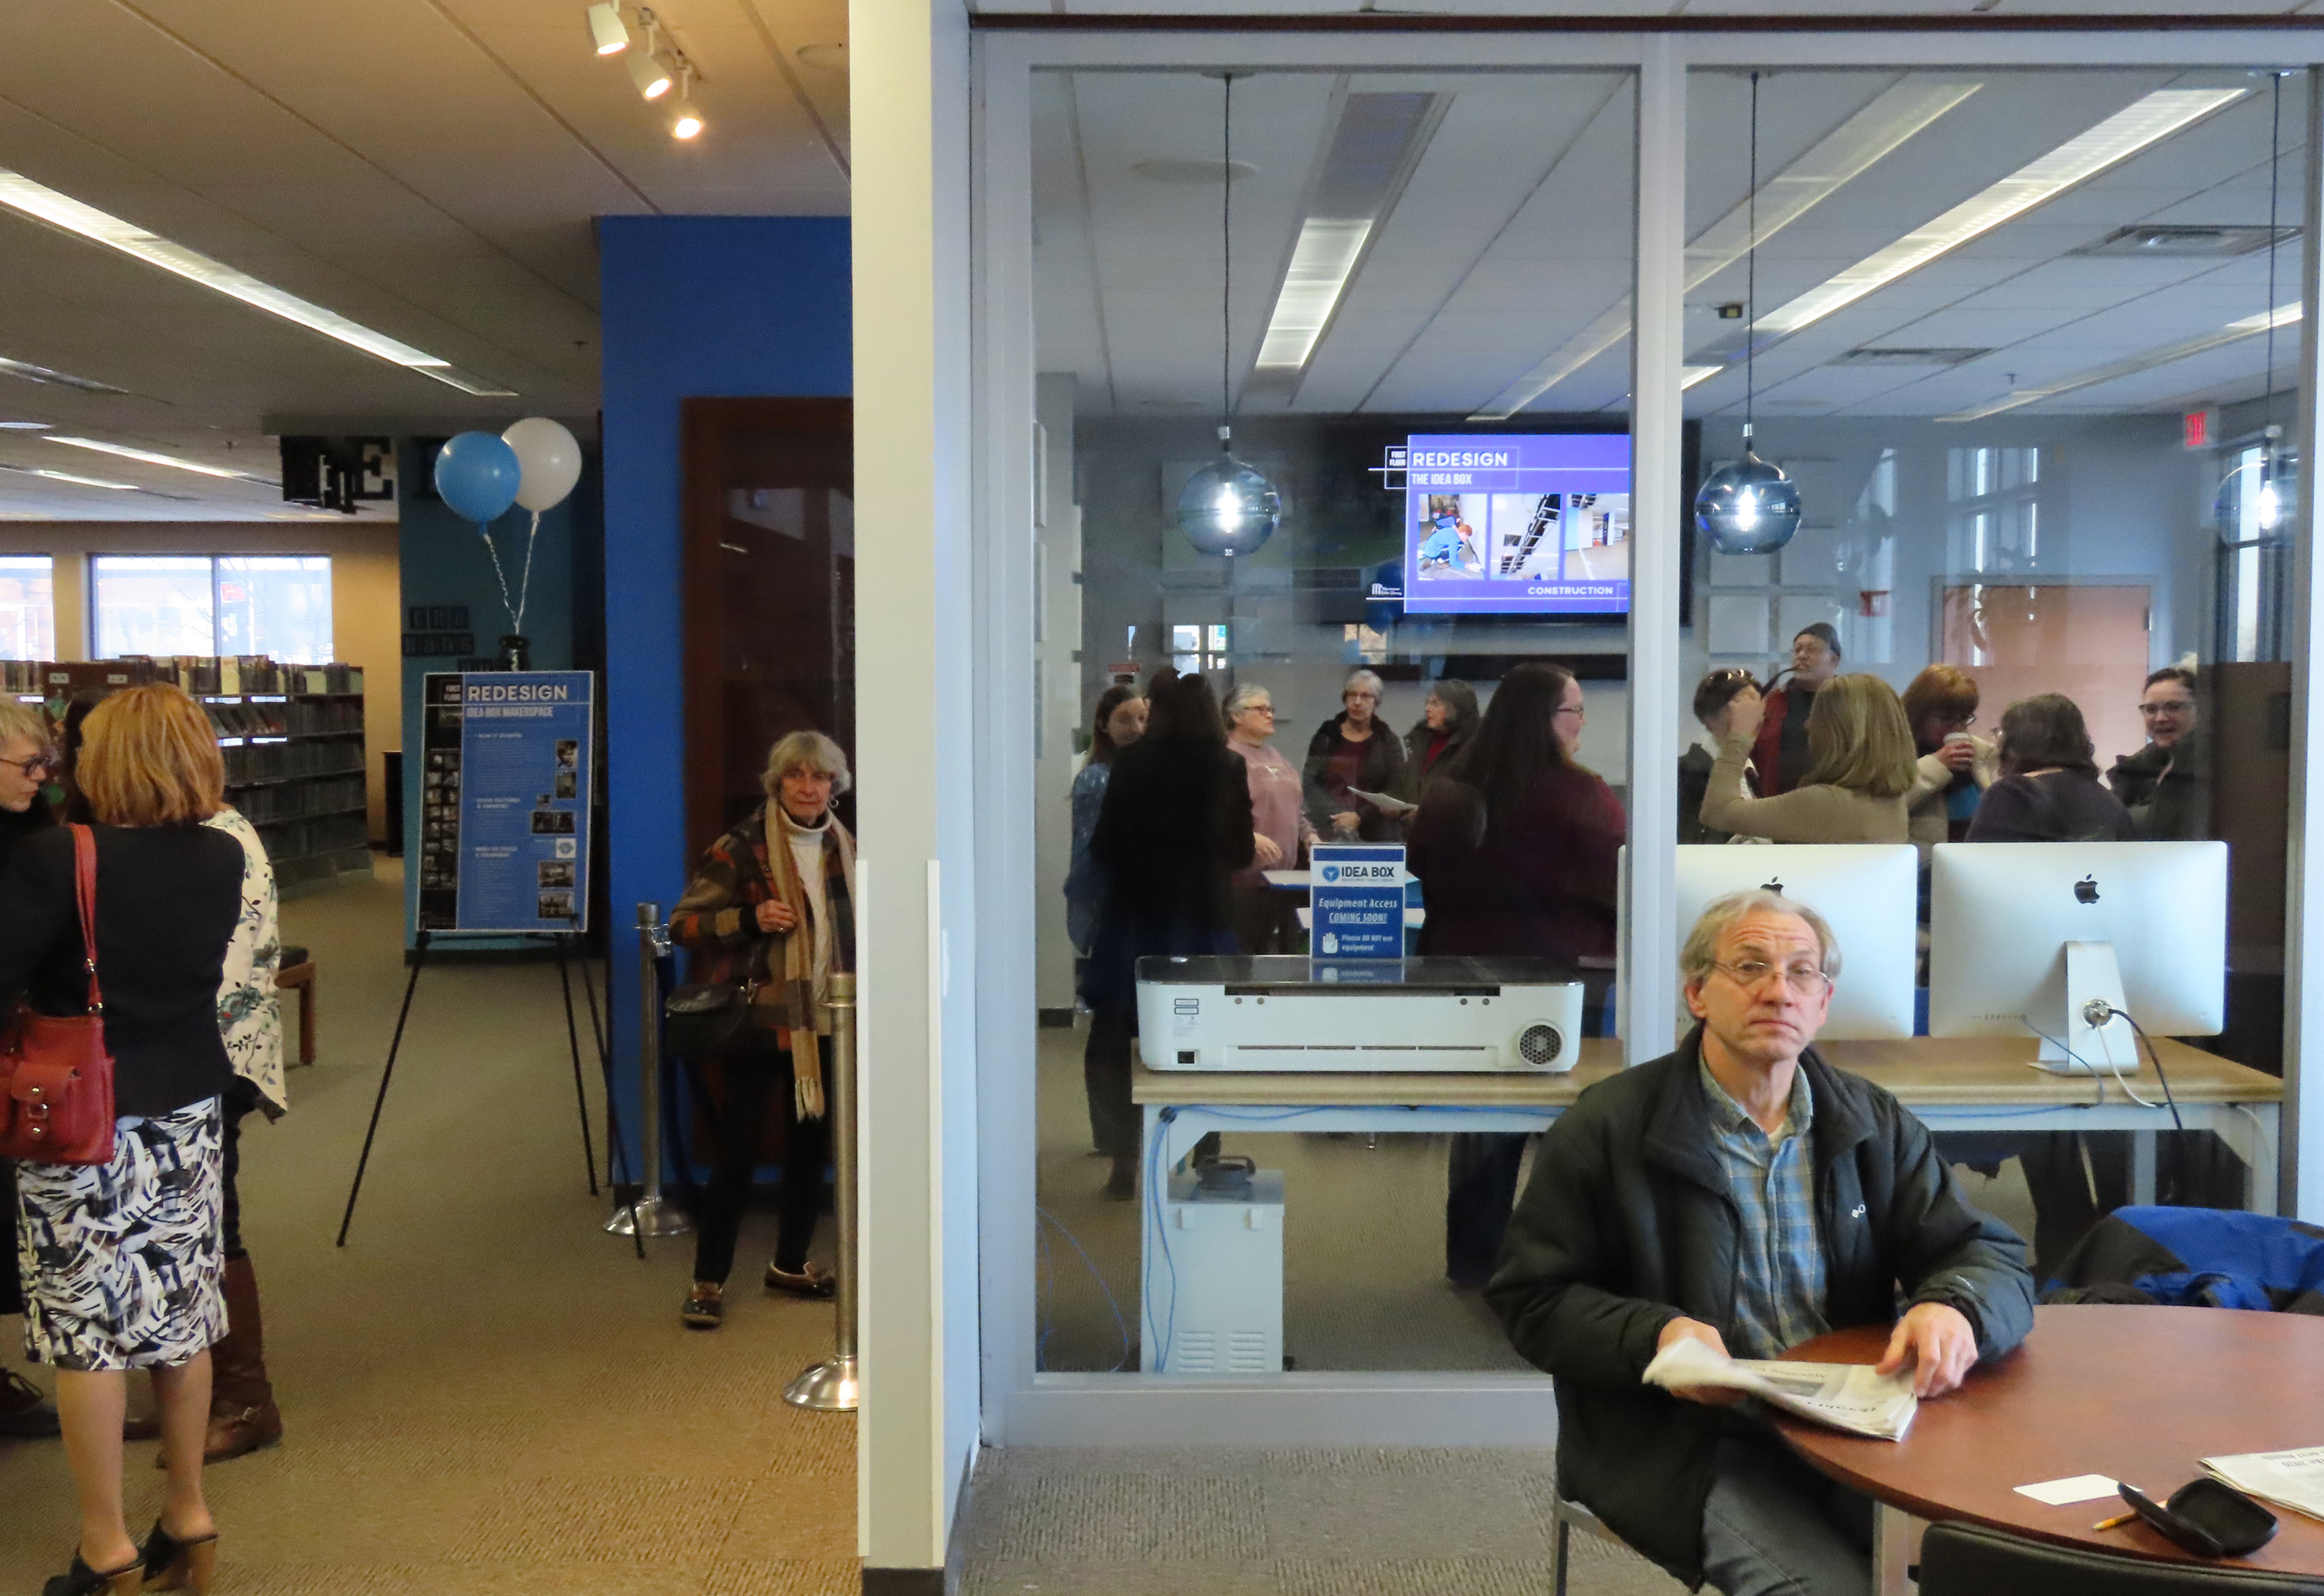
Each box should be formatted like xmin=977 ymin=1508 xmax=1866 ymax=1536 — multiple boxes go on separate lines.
xmin=0 ymin=695 xmax=62 ymax=1442
xmin=1700 ymin=673 xmax=1914 ymax=843
xmin=3 ymin=683 xmax=243 ymax=1595
xmin=668 ymin=729 xmax=858 ymax=1328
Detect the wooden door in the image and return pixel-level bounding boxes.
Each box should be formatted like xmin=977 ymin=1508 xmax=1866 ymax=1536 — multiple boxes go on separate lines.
xmin=1936 ymin=584 xmax=2151 ymax=770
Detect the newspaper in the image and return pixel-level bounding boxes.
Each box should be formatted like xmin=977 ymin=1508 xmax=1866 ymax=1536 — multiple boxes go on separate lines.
xmin=2202 ymin=1447 xmax=2324 ymax=1524
xmin=1642 ymin=1337 xmax=1919 ymax=1440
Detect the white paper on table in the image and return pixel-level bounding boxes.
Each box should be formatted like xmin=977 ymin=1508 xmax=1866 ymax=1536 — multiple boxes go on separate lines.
xmin=2013 ymin=1474 xmax=2121 ymax=1506
xmin=2203 ymin=1447 xmax=2324 ymax=1524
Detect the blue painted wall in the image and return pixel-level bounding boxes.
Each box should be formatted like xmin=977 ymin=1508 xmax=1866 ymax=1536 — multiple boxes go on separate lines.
xmin=598 ymin=216 xmax=852 ymax=1172
xmin=396 ymin=436 xmax=586 ymax=950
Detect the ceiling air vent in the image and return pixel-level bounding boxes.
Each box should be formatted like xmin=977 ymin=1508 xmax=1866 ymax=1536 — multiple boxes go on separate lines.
xmin=1827 ymin=347 xmax=1993 ymax=368
xmin=2070 ymin=224 xmax=2298 ymax=258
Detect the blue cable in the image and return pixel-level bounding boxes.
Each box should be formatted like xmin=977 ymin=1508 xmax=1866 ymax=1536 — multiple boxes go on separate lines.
xmin=1148 ymin=1108 xmax=1181 ymax=1373
xmin=1038 ymin=1206 xmax=1131 ymax=1373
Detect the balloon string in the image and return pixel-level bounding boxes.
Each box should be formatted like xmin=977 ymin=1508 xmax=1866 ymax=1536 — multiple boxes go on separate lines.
xmin=479 ymin=522 xmax=519 ymax=633
xmin=514 ymin=510 xmax=541 ymax=636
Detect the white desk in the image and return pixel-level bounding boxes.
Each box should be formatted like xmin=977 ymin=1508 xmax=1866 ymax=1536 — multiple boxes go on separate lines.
xmin=1131 ymin=1038 xmax=2283 ymax=1372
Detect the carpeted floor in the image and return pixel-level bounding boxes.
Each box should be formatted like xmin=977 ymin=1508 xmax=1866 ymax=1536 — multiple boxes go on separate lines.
xmin=0 ymin=857 xmax=856 ymax=1595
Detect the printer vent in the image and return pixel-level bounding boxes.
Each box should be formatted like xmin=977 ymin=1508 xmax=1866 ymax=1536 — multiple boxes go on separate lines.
xmin=1518 ymin=1025 xmax=1563 ymax=1067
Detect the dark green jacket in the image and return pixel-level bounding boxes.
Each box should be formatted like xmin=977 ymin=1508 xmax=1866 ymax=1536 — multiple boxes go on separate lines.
xmin=1485 ymin=1030 xmax=2034 ymax=1587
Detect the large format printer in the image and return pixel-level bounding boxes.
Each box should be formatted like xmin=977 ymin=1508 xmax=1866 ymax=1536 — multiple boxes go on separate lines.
xmin=1134 ymin=954 xmax=1585 ymax=1074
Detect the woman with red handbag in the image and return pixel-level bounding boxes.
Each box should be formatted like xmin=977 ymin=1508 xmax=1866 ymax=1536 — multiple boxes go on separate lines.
xmin=1 ymin=685 xmax=243 ymax=1596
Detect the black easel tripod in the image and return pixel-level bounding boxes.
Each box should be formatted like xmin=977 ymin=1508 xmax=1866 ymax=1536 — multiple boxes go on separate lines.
xmin=337 ymin=927 xmax=641 ymax=1252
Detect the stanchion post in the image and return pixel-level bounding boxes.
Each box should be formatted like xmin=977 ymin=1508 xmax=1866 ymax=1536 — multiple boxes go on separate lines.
xmin=784 ymin=970 xmax=859 ymax=1410
xmin=607 ymin=902 xmax=693 ymax=1240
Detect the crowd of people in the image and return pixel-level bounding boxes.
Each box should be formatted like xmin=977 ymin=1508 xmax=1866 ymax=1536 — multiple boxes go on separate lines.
xmin=1060 ymin=630 xmax=2217 ymax=1273
xmin=1680 ymin=620 xmax=2208 ymax=852
xmin=2 ymin=684 xmax=289 ymax=1596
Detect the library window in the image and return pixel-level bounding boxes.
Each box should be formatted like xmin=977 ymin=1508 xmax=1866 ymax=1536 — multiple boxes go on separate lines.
xmin=91 ymin=555 xmax=332 ymax=662
xmin=0 ymin=556 xmax=55 ymax=660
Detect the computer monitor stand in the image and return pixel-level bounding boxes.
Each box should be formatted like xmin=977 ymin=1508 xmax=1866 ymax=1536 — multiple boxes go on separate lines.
xmin=2032 ymin=939 xmax=2140 ymax=1074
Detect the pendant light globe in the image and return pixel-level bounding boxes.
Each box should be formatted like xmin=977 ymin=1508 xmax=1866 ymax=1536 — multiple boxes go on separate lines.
xmin=1176 ymin=72 xmax=1280 ymax=561
xmin=1695 ymin=445 xmax=1803 ymax=554
xmin=1175 ymin=449 xmax=1280 ymax=558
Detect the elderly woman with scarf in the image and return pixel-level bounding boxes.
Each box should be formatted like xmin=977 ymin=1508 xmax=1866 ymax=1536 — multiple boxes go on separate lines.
xmin=669 ymin=730 xmax=858 ymax=1330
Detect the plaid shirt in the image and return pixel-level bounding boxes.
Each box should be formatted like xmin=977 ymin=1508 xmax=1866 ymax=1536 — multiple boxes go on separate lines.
xmin=1699 ymin=1059 xmax=1829 ymax=1359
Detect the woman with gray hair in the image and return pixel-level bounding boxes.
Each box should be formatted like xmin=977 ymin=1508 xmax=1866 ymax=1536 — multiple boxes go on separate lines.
xmin=1303 ymin=667 xmax=1407 ymax=841
xmin=668 ymin=728 xmax=858 ymax=1329
xmin=1223 ymin=682 xmax=1315 ymax=954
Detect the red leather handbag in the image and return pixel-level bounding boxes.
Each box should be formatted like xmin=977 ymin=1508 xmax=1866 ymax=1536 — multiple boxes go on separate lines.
xmin=0 ymin=824 xmax=115 ymax=1166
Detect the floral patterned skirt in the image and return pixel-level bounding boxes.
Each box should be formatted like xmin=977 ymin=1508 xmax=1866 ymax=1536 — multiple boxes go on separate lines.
xmin=14 ymin=1098 xmax=226 ymax=1372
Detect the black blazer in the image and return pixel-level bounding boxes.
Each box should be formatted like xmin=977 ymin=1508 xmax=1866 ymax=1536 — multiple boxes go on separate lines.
xmin=0 ymin=823 xmax=243 ymax=1119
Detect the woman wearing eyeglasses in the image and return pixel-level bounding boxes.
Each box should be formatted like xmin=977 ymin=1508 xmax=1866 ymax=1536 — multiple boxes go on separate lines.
xmin=1408 ymin=663 xmax=1623 ymax=1287
xmin=0 ymin=697 xmax=60 ymax=1446
xmin=1302 ymin=669 xmax=1407 ymax=843
xmin=1221 ymin=684 xmax=1313 ymax=957
xmin=2107 ymin=666 xmax=2210 ymax=840
xmin=1901 ymin=665 xmax=1998 ymax=864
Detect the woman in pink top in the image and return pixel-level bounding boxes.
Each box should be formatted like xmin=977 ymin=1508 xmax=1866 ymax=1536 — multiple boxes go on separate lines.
xmin=1223 ymin=683 xmax=1317 ymax=955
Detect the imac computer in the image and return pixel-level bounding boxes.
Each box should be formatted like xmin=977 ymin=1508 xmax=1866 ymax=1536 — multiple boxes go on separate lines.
xmin=1673 ymin=844 xmax=1918 ymax=1040
xmin=1928 ymin=841 xmax=2227 ymax=1074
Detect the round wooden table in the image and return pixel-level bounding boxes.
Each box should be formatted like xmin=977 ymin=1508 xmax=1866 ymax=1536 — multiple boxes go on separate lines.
xmin=1774 ymin=1304 xmax=2324 ymax=1575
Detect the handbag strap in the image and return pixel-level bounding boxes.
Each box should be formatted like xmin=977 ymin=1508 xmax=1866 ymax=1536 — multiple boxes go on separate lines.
xmin=68 ymin=823 xmax=101 ymax=1014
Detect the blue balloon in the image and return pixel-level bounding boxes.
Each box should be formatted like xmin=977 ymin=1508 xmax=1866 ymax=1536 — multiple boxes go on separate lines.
xmin=434 ymin=431 xmax=522 ymax=525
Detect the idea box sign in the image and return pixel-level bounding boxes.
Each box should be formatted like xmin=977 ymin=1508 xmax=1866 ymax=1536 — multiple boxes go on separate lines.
xmin=1310 ymin=844 xmax=1406 ymax=960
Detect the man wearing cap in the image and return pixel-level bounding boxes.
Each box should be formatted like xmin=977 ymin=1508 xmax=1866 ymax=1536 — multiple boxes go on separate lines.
xmin=1751 ymin=623 xmax=1842 ymax=796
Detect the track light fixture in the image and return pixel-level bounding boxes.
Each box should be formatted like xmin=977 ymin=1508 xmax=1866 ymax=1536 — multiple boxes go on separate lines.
xmin=627 ymin=49 xmax=673 ymax=101
xmin=588 ymin=5 xmax=702 ymax=137
xmin=585 ymin=3 xmax=629 ymax=55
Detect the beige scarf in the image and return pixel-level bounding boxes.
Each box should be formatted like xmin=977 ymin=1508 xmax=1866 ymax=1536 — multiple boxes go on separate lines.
xmin=759 ymin=800 xmax=858 ymax=1041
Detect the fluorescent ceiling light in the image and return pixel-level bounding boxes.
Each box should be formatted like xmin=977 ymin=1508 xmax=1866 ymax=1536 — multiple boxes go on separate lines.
xmin=1470 ymin=79 xmax=1981 ymax=421
xmin=0 ymin=353 xmax=128 ymax=394
xmin=1939 ymin=300 xmax=2298 ymax=421
xmin=46 ymin=435 xmax=270 ymax=483
xmin=1757 ymin=88 xmax=2245 ymax=337
xmin=1252 ymin=90 xmax=1441 ymax=389
xmin=1681 ymin=365 xmax=1725 ymax=391
xmin=1257 ymin=221 xmax=1372 ymax=371
xmin=0 ymin=420 xmax=50 ymax=429
xmin=0 ymin=463 xmax=138 ymax=490
xmin=0 ymin=169 xmax=516 ymax=396
xmin=587 ymin=3 xmax=630 ymax=55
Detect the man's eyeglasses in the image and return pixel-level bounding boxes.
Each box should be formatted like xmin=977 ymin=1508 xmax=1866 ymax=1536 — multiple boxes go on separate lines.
xmin=1710 ymin=959 xmax=1833 ymax=997
xmin=2140 ymin=699 xmax=2196 ymax=716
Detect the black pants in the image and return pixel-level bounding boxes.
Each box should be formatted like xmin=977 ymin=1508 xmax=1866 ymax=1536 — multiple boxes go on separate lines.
xmin=1085 ymin=1000 xmax=1139 ymax=1164
xmin=1934 ymin=1130 xmax=2130 ymax=1280
xmin=221 ymin=1096 xmax=254 ymax=1261
xmin=1230 ymin=886 xmax=1302 ymax=958
xmin=692 ymin=1036 xmax=832 ymax=1286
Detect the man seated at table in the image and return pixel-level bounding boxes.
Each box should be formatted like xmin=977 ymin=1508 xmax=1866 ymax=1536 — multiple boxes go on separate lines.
xmin=1487 ymin=889 xmax=2034 ymax=1596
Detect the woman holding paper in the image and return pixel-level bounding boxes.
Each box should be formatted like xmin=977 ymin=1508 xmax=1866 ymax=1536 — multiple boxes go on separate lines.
xmin=1302 ymin=669 xmax=1407 ymax=842
xmin=1407 ymin=663 xmax=1624 ymax=1287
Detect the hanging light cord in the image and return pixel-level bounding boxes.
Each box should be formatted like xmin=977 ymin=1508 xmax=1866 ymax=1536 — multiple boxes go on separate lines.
xmin=2264 ymin=73 xmax=2282 ymax=445
xmin=1220 ymin=73 xmax=1234 ymax=451
xmin=1744 ymin=70 xmax=1760 ymax=448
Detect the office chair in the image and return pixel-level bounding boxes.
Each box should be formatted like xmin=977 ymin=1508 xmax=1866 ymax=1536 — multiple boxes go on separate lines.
xmin=1918 ymin=1522 xmax=2324 ymax=1596
xmin=1547 ymin=1487 xmax=1635 ymax=1596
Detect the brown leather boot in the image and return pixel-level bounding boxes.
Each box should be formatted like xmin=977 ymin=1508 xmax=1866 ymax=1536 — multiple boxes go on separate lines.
xmin=204 ymin=1254 xmax=281 ymax=1462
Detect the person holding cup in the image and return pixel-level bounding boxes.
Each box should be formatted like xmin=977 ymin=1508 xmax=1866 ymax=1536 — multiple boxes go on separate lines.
xmin=1901 ymin=664 xmax=1998 ymax=865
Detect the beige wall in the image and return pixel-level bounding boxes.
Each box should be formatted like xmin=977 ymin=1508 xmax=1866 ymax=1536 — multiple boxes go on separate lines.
xmin=0 ymin=522 xmax=401 ymax=841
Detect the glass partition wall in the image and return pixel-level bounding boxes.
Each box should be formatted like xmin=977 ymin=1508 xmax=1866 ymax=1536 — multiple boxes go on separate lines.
xmin=977 ymin=31 xmax=2321 ymax=1440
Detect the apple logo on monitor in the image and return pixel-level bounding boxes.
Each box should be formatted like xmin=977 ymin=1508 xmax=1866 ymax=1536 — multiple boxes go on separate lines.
xmin=1761 ymin=878 xmax=1784 ymax=895
xmin=2075 ymin=875 xmax=2101 ymax=905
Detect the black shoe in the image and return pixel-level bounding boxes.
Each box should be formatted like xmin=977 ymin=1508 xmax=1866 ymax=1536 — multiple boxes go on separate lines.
xmin=764 ymin=1261 xmax=837 ymax=1300
xmin=680 ymin=1283 xmax=723 ymax=1329
xmin=138 ymin=1522 xmax=219 ymax=1593
xmin=1103 ymin=1160 xmax=1136 ymax=1201
xmin=41 ymin=1553 xmax=141 ymax=1596
xmin=0 ymin=1368 xmax=59 ymax=1438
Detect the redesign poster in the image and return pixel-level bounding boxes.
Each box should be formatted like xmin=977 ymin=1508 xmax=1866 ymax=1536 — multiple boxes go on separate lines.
xmin=417 ymin=671 xmax=593 ymax=933
xmin=1394 ymin=434 xmax=1632 ymax=615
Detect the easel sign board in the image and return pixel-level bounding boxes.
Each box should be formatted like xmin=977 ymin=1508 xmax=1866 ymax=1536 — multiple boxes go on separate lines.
xmin=417 ymin=671 xmax=594 ymax=933
xmin=1311 ymin=844 xmax=1406 ymax=960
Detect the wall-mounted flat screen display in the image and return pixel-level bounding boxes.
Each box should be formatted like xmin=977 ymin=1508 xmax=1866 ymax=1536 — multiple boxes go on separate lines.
xmin=1388 ymin=433 xmax=1630 ymax=616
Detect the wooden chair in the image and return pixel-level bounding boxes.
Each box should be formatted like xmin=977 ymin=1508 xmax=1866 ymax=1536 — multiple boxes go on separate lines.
xmin=275 ymin=943 xmax=316 ymax=1069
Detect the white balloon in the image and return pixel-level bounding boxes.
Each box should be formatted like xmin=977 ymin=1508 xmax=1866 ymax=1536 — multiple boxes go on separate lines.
xmin=501 ymin=417 xmax=583 ymax=513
